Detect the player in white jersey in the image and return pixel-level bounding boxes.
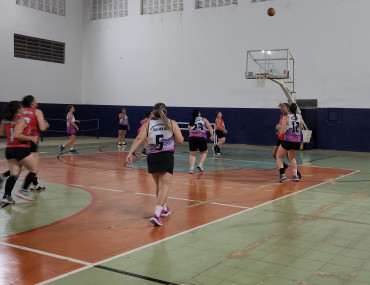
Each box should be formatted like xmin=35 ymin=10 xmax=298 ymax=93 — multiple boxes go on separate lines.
xmin=59 ymin=105 xmax=80 ymax=154
xmin=188 ymin=109 xmax=214 ymax=173
xmin=126 ymin=103 xmax=184 ymax=226
xmin=276 ymin=103 xmax=302 ymax=182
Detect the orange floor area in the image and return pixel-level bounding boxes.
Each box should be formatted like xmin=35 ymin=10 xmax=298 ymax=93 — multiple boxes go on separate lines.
xmin=0 ymin=152 xmax=355 ymax=284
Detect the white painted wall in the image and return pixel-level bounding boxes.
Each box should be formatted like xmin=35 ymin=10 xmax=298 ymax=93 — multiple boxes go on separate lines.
xmin=82 ymin=0 xmax=370 ymax=108
xmin=0 ymin=0 xmax=83 ymax=104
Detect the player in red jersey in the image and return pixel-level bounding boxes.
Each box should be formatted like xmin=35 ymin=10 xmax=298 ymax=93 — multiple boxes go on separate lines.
xmin=21 ymin=95 xmax=49 ymax=190
xmin=0 ymin=96 xmax=49 ymax=191
xmin=213 ymin=111 xmax=226 ymax=155
xmin=0 ymin=101 xmax=39 ymax=204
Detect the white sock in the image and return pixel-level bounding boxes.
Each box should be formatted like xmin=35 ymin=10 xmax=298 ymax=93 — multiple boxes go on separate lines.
xmin=155 ymin=205 xmax=163 ymax=216
xmin=62 ymin=145 xmax=65 ymax=147
xmin=163 ymin=203 xmax=167 ymax=211
xmin=190 ymin=167 xmax=194 ymax=171
xmin=293 ymin=169 xmax=297 ymax=175
xmin=70 ymin=148 xmax=74 ymax=150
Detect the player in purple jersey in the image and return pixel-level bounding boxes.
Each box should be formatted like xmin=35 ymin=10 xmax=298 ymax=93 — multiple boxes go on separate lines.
xmin=188 ymin=109 xmax=214 ymax=173
xmin=276 ymin=103 xmax=302 ymax=182
xmin=126 ymin=103 xmax=184 ymax=226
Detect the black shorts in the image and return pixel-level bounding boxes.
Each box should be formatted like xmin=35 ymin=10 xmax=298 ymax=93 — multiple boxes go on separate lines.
xmin=189 ymin=137 xmax=208 ymax=152
xmin=275 ymin=139 xmax=283 ymax=147
xmin=147 ymin=151 xmax=174 ymax=174
xmin=30 ymin=141 xmax=38 ymax=153
xmin=281 ymin=141 xmax=301 ymax=151
xmin=118 ymin=125 xmax=128 ymax=131
xmin=215 ymin=130 xmax=225 ymax=139
xmin=5 ymin=147 xmax=31 ymax=161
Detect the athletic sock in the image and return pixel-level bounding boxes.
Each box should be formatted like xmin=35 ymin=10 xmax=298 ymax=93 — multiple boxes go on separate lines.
xmin=4 ymin=175 xmax=18 ymax=196
xmin=163 ymin=203 xmax=167 ymax=211
xmin=33 ymin=176 xmax=39 ymax=186
xmin=154 ymin=205 xmax=163 ymax=216
xmin=22 ymin=172 xmax=36 ymax=190
xmin=279 ymin=168 xmax=285 ymax=175
xmin=293 ymin=169 xmax=297 ymax=176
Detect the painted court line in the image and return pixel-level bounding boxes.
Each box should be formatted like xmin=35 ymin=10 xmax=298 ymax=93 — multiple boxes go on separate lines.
xmin=0 ymin=241 xmax=91 ymax=266
xmin=12 ymin=169 xmax=356 ymax=284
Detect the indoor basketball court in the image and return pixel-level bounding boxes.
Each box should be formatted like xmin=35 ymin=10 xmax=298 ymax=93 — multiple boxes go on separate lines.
xmin=2 ymin=0 xmax=370 ymax=284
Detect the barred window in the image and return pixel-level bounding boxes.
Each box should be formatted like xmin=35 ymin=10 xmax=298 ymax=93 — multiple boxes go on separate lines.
xmin=16 ymin=0 xmax=65 ymax=16
xmin=92 ymin=0 xmax=128 ymax=20
xmin=14 ymin=34 xmax=65 ymax=64
xmin=142 ymin=0 xmax=183 ymax=15
xmin=196 ymin=0 xmax=237 ymax=9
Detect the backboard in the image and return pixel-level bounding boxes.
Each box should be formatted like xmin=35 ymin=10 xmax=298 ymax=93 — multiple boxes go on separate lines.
xmin=245 ymin=49 xmax=292 ymax=79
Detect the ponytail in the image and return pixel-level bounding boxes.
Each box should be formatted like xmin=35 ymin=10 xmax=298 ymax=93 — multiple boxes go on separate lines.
xmin=189 ymin=109 xmax=199 ymax=126
xmin=4 ymin=101 xmax=22 ymax=120
xmin=153 ymin=103 xmax=171 ymax=130
xmin=65 ymin=105 xmax=73 ymax=117
xmin=289 ymin=103 xmax=298 ymax=120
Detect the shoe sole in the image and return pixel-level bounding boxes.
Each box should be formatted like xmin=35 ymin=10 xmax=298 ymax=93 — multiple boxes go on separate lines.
xmin=1 ymin=200 xmax=15 ymax=204
xmin=149 ymin=217 xmax=163 ymax=226
xmin=16 ymin=194 xmax=35 ymax=202
xmin=278 ymin=177 xmax=286 ymax=183
xmin=197 ymin=166 xmax=204 ymax=172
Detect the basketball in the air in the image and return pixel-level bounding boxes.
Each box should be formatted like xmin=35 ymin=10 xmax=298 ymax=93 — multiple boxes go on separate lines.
xmin=267 ymin=8 xmax=275 ymax=16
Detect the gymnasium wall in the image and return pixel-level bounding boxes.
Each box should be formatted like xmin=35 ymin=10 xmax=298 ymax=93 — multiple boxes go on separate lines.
xmin=0 ymin=1 xmax=83 ymax=104
xmin=81 ymin=0 xmax=370 ymax=108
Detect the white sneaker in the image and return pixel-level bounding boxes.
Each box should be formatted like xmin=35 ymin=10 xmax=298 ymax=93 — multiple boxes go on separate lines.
xmin=197 ymin=164 xmax=204 ymax=172
xmin=16 ymin=189 xmax=35 ymax=202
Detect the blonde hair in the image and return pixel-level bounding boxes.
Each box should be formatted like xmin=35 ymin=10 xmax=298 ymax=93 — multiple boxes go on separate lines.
xmin=153 ymin=103 xmax=171 ymax=130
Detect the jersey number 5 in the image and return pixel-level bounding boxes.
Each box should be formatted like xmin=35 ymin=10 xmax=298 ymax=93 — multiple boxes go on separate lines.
xmin=156 ymin=134 xmax=164 ymax=151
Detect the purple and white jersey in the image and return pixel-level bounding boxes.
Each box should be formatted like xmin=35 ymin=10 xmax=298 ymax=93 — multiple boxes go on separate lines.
xmin=284 ymin=114 xmax=301 ymax=142
xmin=189 ymin=117 xmax=207 ymax=139
xmin=66 ymin=112 xmax=75 ymax=127
xmin=119 ymin=114 xmax=128 ymax=125
xmin=147 ymin=118 xmax=175 ymax=154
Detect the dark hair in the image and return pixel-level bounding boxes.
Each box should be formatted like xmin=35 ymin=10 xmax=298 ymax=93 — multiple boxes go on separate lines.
xmin=145 ymin=112 xmax=151 ymax=118
xmin=65 ymin=105 xmax=73 ymax=117
xmin=215 ymin=111 xmax=221 ymax=117
xmin=282 ymin=103 xmax=289 ymax=108
xmin=153 ymin=103 xmax=171 ymax=130
xmin=289 ymin=103 xmax=298 ymax=119
xmin=22 ymin=95 xmax=35 ymax=108
xmin=189 ymin=109 xmax=199 ymax=126
xmin=4 ymin=101 xmax=22 ymax=120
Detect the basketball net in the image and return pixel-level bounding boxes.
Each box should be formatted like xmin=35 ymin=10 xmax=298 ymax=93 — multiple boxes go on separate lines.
xmin=256 ymin=73 xmax=269 ymax=88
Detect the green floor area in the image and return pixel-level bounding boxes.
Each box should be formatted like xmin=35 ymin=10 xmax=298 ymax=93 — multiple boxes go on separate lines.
xmin=0 ymin=183 xmax=91 ymax=238
xmin=46 ymin=146 xmax=370 ymax=285
xmin=2 ymin=138 xmax=370 ymax=284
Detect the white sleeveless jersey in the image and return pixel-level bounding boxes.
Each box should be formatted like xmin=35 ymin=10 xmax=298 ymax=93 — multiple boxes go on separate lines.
xmin=147 ymin=118 xmax=174 ymax=154
xmin=66 ymin=112 xmax=75 ymax=126
xmin=189 ymin=117 xmax=207 ymax=139
xmin=284 ymin=114 xmax=301 ymax=142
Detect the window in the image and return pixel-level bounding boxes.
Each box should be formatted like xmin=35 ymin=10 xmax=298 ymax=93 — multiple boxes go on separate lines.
xmin=16 ymin=0 xmax=65 ymax=16
xmin=196 ymin=0 xmax=237 ymax=9
xmin=142 ymin=0 xmax=183 ymax=15
xmin=14 ymin=34 xmax=65 ymax=64
xmin=92 ymin=0 xmax=128 ymax=20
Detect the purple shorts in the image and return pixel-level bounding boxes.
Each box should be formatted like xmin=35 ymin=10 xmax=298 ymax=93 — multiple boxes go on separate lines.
xmin=67 ymin=125 xmax=77 ymax=135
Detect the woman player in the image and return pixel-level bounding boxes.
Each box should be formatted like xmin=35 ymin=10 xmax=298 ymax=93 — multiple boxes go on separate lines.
xmin=213 ymin=111 xmax=226 ymax=155
xmin=273 ymin=103 xmax=290 ymax=169
xmin=126 ymin=103 xmax=184 ymax=226
xmin=118 ymin=107 xmax=130 ymax=148
xmin=276 ymin=103 xmax=302 ymax=182
xmin=59 ymin=105 xmax=80 ymax=154
xmin=22 ymin=95 xmax=49 ymax=190
xmin=0 ymin=101 xmax=38 ymax=203
xmin=188 ymin=109 xmax=214 ymax=173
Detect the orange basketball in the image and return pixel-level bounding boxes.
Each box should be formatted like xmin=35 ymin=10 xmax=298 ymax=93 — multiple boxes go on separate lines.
xmin=267 ymin=7 xmax=275 ymax=16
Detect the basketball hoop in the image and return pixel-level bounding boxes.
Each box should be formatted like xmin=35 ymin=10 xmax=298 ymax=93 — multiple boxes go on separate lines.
xmin=256 ymin=73 xmax=269 ymax=88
